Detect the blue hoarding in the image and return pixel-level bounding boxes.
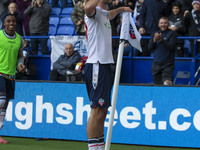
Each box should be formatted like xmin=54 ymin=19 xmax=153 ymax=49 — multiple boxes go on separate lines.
xmin=1 ymin=82 xmax=200 ymax=148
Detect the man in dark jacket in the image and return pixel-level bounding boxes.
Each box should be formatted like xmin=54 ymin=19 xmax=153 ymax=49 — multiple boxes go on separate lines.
xmin=71 ymin=0 xmax=85 ymax=35
xmin=148 ymin=17 xmax=177 ymax=85
xmin=24 ymin=0 xmax=51 ymax=55
xmin=168 ymin=2 xmax=186 ymax=57
xmin=176 ymin=0 xmax=193 ymax=13
xmin=139 ymin=0 xmax=168 ymax=35
xmin=50 ymin=43 xmax=82 ymax=81
xmin=139 ymin=0 xmax=168 ymax=56
xmin=184 ymin=0 xmax=200 ymax=57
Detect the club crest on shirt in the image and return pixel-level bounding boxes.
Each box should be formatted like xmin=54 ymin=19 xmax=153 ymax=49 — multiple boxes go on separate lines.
xmin=129 ymin=24 xmax=136 ymax=39
xmin=104 ymin=22 xmax=111 ymax=29
xmin=98 ymin=98 xmax=105 ymax=106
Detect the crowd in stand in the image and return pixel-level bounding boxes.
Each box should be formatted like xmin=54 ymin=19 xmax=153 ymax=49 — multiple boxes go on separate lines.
xmin=1 ymin=0 xmax=200 ymax=57
xmin=0 ymin=0 xmax=200 ymax=82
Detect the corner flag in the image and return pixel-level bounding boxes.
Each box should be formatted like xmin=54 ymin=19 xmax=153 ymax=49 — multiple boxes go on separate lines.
xmin=120 ymin=12 xmax=142 ymax=52
xmin=105 ymin=12 xmax=142 ymax=150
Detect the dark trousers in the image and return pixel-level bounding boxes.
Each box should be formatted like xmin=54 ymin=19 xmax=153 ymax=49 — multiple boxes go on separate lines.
xmin=49 ymin=69 xmax=66 ymax=81
xmin=30 ymin=32 xmax=48 ymax=55
xmin=151 ymin=61 xmax=175 ymax=84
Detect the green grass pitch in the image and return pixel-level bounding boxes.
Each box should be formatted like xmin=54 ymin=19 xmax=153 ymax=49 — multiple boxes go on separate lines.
xmin=0 ymin=137 xmax=199 ymax=150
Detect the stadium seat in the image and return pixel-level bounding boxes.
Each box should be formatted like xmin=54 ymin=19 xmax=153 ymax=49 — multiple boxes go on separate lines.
xmin=59 ymin=16 xmax=74 ymax=27
xmin=48 ymin=26 xmax=57 ymax=35
xmin=56 ymin=26 xmax=75 ymax=35
xmin=67 ymin=0 xmax=73 ymax=7
xmin=60 ymin=7 xmax=74 ymax=17
xmin=173 ymin=71 xmax=190 ymax=85
xmin=49 ymin=17 xmax=60 ymax=28
xmin=50 ymin=7 xmax=61 ymax=17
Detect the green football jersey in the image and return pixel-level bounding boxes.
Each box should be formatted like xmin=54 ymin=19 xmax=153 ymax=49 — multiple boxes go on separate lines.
xmin=0 ymin=30 xmax=21 ymax=75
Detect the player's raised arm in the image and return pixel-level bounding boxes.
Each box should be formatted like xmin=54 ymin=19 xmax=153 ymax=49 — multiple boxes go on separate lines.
xmin=109 ymin=7 xmax=132 ymax=20
xmin=84 ymin=0 xmax=99 ymax=17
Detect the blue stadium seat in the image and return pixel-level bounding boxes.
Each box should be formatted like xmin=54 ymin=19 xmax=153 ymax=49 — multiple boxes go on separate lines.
xmin=60 ymin=7 xmax=74 ymax=17
xmin=59 ymin=16 xmax=74 ymax=27
xmin=56 ymin=26 xmax=75 ymax=35
xmin=48 ymin=26 xmax=57 ymax=35
xmin=49 ymin=17 xmax=60 ymax=28
xmin=67 ymin=0 xmax=73 ymax=7
xmin=50 ymin=7 xmax=61 ymax=17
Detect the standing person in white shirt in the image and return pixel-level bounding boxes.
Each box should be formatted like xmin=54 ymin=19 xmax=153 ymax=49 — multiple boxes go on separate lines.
xmin=84 ymin=0 xmax=132 ymax=149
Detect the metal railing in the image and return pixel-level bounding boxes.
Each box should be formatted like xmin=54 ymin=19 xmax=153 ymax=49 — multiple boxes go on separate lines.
xmin=23 ymin=35 xmax=200 ymax=85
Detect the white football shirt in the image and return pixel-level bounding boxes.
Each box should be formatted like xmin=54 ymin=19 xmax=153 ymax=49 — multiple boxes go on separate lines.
xmin=85 ymin=6 xmax=114 ymax=64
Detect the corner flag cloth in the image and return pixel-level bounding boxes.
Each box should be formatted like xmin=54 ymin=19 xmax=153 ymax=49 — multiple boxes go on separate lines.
xmin=120 ymin=12 xmax=142 ymax=52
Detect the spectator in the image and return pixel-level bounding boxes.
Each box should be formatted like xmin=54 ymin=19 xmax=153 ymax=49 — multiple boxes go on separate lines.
xmin=0 ymin=0 xmax=10 ymax=17
xmin=127 ymin=0 xmax=137 ymax=10
xmin=134 ymin=0 xmax=143 ymax=14
xmin=1 ymin=3 xmax=24 ymax=36
xmin=135 ymin=15 xmax=145 ymax=56
xmin=164 ymin=0 xmax=193 ymax=16
xmin=168 ymin=2 xmax=186 ymax=57
xmin=184 ymin=0 xmax=200 ymax=57
xmin=139 ymin=0 xmax=168 ymax=56
xmin=50 ymin=43 xmax=81 ymax=81
xmin=176 ymin=0 xmax=193 ymax=13
xmin=71 ymin=0 xmax=85 ymax=35
xmin=51 ymin=0 xmax=68 ymax=8
xmin=24 ymin=0 xmax=51 ymax=55
xmin=10 ymin=0 xmax=32 ymax=36
xmin=0 ymin=0 xmax=10 ymax=29
xmin=148 ymin=17 xmax=177 ymax=85
xmin=139 ymin=0 xmax=168 ymax=35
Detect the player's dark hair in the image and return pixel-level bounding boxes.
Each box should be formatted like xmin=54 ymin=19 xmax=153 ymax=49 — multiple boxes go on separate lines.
xmin=3 ymin=13 xmax=16 ymax=23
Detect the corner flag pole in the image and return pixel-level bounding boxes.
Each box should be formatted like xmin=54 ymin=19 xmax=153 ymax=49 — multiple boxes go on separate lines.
xmin=105 ymin=39 xmax=125 ymax=150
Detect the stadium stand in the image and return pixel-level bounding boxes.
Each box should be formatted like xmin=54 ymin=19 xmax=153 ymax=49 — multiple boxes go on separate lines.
xmin=67 ymin=0 xmax=73 ymax=7
xmin=56 ymin=26 xmax=75 ymax=35
xmin=49 ymin=17 xmax=60 ymax=28
xmin=60 ymin=7 xmax=74 ymax=17
xmin=50 ymin=7 xmax=61 ymax=17
xmin=48 ymin=26 xmax=57 ymax=35
xmin=59 ymin=16 xmax=74 ymax=26
xmin=173 ymin=71 xmax=191 ymax=85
